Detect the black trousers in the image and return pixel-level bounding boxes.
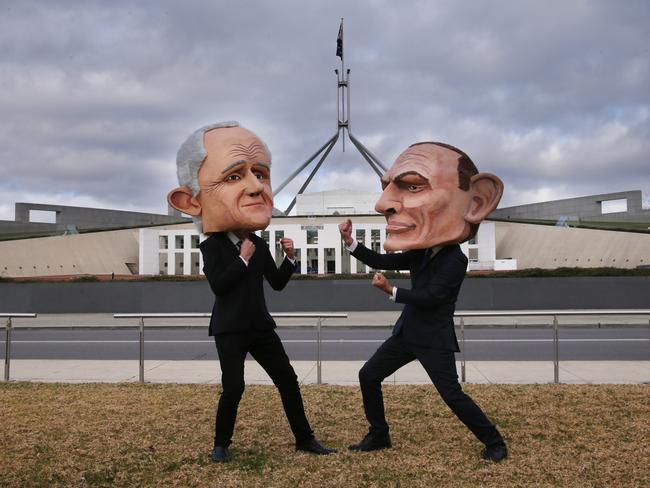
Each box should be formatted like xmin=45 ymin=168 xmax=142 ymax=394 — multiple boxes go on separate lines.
xmin=213 ymin=329 xmax=314 ymax=447
xmin=359 ymin=334 xmax=504 ymax=447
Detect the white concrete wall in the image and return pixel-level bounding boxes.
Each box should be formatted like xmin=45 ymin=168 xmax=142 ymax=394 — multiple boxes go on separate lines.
xmin=0 ymin=228 xmax=139 ymax=277
xmin=296 ymin=190 xmax=381 ymax=215
xmin=156 ymin=229 xmax=204 ymax=276
xmin=263 ymin=219 xmax=385 ymax=274
xmin=495 ymin=221 xmax=650 ymax=268
xmin=138 ymin=229 xmax=159 ymax=275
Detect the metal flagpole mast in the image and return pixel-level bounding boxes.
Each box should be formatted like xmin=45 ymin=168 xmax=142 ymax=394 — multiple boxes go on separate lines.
xmin=339 ymin=18 xmax=345 ymax=151
xmin=273 ymin=19 xmax=386 ymax=215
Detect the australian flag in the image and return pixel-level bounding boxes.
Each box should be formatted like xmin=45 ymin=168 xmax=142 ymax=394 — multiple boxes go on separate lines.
xmin=336 ymin=19 xmax=343 ymax=59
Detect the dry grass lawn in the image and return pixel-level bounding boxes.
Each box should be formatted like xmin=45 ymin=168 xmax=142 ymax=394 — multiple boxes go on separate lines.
xmin=1 ymin=383 xmax=648 ymax=487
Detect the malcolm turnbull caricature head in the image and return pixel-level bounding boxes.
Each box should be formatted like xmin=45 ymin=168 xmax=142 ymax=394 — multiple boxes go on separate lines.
xmin=167 ymin=122 xmax=274 ymax=235
xmin=376 ymin=142 xmax=504 ymax=251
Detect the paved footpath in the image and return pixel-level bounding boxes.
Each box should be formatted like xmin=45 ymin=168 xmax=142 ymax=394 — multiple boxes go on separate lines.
xmin=3 ymin=312 xmax=649 ymax=385
xmin=6 ymin=359 xmax=650 ymax=385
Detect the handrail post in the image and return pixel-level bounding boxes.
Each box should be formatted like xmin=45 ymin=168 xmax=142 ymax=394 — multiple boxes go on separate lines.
xmin=139 ymin=317 xmax=145 ymax=383
xmin=553 ymin=315 xmax=559 ymax=384
xmin=316 ymin=317 xmax=322 ymax=385
xmin=460 ymin=317 xmax=466 ymax=383
xmin=4 ymin=317 xmax=12 ymax=382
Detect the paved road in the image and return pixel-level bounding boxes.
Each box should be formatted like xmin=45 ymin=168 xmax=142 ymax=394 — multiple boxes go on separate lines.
xmin=2 ymin=327 xmax=648 ymax=361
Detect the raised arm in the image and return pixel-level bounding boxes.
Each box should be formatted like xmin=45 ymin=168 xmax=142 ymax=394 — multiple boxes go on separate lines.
xmin=263 ymin=237 xmax=295 ymax=290
xmin=351 ymin=242 xmax=414 ymax=270
xmin=339 ymin=218 xmax=413 ymax=270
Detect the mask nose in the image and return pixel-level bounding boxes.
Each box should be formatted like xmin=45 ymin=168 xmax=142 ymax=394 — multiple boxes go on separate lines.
xmin=375 ymin=184 xmax=401 ymax=215
xmin=245 ymin=171 xmax=265 ymax=196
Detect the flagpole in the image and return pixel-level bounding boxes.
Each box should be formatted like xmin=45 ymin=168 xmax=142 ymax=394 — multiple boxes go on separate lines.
xmin=272 ymin=18 xmax=386 ymax=205
xmin=340 ymin=18 xmax=344 ymax=80
xmin=340 ymin=18 xmax=345 ymax=152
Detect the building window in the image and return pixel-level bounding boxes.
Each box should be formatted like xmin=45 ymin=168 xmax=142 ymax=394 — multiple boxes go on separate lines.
xmin=275 ymin=230 xmax=285 ymax=248
xmin=191 ymin=235 xmax=200 ymax=248
xmin=601 ymin=198 xmax=627 ymax=214
xmin=28 ymin=210 xmax=56 ymax=223
xmin=307 ymin=248 xmax=318 ymax=273
xmin=468 ymin=248 xmax=479 ymax=261
xmin=159 ymin=235 xmax=168 ymax=250
xmin=191 ymin=252 xmax=201 ymax=275
xmin=468 ymin=235 xmax=478 ymax=245
xmin=158 ymin=254 xmax=168 ymax=275
xmin=274 ymin=230 xmax=285 ymax=264
xmin=175 ymin=235 xmax=185 ymax=249
xmin=356 ymin=229 xmax=366 ymax=244
xmin=307 ymin=230 xmax=318 ymax=244
xmin=325 ymin=248 xmax=336 ymax=273
xmin=294 ymin=248 xmax=301 ymax=273
xmin=261 ymin=230 xmax=270 ymax=244
xmin=371 ymin=229 xmax=381 ymax=252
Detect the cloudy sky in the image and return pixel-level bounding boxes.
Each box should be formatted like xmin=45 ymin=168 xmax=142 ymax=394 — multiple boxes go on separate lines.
xmin=1 ymin=0 xmax=648 ymax=221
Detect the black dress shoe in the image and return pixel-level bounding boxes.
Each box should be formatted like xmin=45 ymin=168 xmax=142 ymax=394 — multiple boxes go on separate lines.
xmin=481 ymin=443 xmax=508 ymax=462
xmin=348 ymin=432 xmax=392 ymax=452
xmin=295 ymin=437 xmax=337 ymax=455
xmin=211 ymin=445 xmax=231 ymax=463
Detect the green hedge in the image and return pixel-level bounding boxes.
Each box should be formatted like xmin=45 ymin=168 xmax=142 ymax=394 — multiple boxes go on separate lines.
xmin=2 ymin=267 xmax=649 ymax=283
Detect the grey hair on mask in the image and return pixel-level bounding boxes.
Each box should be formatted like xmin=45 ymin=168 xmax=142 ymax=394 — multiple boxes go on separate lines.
xmin=176 ymin=121 xmax=240 ymax=196
xmin=175 ymin=121 xmax=240 ymax=233
xmin=175 ymin=121 xmax=272 ymax=233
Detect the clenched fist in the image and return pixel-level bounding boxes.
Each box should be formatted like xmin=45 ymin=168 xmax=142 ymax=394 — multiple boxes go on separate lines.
xmin=280 ymin=237 xmax=295 ymax=259
xmin=338 ymin=218 xmax=353 ymax=246
xmin=372 ymin=272 xmax=393 ymax=295
xmin=239 ymin=238 xmax=256 ymax=262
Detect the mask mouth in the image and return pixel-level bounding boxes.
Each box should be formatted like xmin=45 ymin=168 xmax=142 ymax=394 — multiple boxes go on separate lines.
xmin=385 ymin=219 xmax=416 ymax=235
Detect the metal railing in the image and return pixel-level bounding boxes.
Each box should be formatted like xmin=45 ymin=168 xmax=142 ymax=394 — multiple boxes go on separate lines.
xmin=2 ymin=312 xmax=348 ymax=383
xmin=112 ymin=313 xmax=348 ymax=383
xmin=2 ymin=310 xmax=649 ymax=384
xmin=2 ymin=314 xmax=38 ymax=382
xmin=456 ymin=310 xmax=650 ymax=384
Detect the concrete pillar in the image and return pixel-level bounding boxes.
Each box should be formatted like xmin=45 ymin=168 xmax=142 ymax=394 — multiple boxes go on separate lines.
xmin=300 ymin=248 xmax=307 ymax=274
xmin=335 ymin=246 xmax=342 ymax=274
xmin=183 ymin=233 xmax=191 ymax=275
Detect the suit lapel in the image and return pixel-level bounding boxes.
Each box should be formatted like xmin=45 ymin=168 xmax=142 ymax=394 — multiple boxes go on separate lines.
xmin=413 ymin=245 xmax=452 ymax=276
xmin=216 ymin=232 xmax=239 ymax=262
xmin=413 ymin=249 xmax=429 ymax=276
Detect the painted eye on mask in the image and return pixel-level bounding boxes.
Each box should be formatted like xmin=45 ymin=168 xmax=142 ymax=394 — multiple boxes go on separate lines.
xmin=395 ymin=181 xmax=424 ymax=193
xmin=226 ymin=174 xmax=241 ymax=182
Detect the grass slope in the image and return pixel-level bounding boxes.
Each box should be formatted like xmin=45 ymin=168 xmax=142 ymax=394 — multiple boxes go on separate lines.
xmin=1 ymin=383 xmax=649 ymax=487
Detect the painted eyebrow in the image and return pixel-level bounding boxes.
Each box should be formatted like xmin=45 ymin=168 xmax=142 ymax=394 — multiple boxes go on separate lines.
xmin=221 ymin=160 xmax=271 ymax=174
xmin=394 ymin=171 xmax=428 ymax=181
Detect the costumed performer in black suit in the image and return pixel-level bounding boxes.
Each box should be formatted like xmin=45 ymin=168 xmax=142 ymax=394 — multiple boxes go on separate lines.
xmin=340 ymin=141 xmax=508 ymax=462
xmin=168 ymin=121 xmax=335 ymax=462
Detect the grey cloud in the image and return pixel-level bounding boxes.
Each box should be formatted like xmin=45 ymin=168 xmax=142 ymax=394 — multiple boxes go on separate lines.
xmin=0 ymin=0 xmax=648 ymax=220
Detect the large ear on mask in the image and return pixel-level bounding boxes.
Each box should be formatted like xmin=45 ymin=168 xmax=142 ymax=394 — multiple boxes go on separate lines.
xmin=167 ymin=186 xmax=202 ymax=217
xmin=465 ymin=173 xmax=504 ymax=224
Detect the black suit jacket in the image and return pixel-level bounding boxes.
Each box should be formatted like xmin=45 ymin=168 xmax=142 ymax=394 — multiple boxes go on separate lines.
xmin=351 ymin=243 xmax=467 ymax=351
xmin=199 ymin=232 xmax=295 ymax=336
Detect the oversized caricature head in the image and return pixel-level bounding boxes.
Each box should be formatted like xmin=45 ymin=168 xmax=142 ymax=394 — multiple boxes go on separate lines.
xmin=167 ymin=122 xmax=274 ymax=234
xmin=376 ymin=142 xmax=503 ymax=251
